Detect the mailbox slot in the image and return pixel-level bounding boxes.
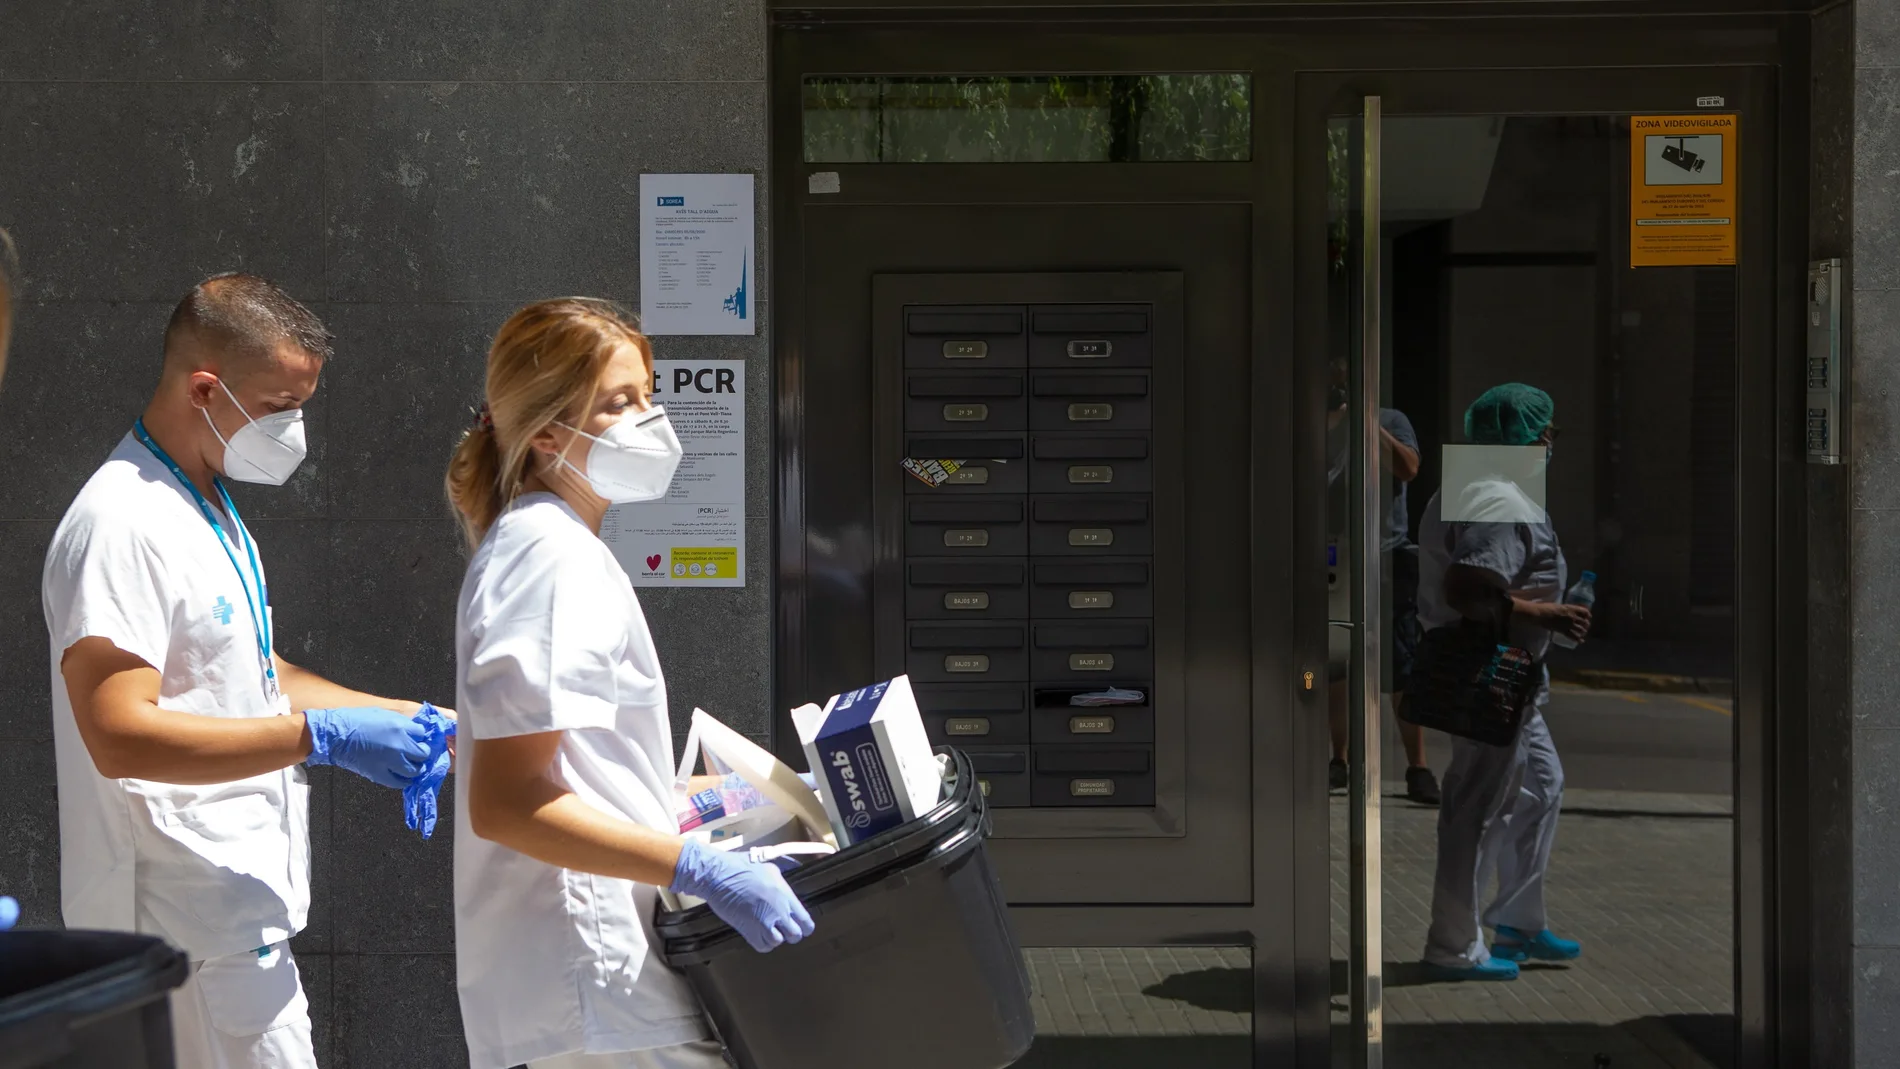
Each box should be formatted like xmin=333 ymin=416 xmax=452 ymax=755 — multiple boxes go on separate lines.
xmin=1029 ymin=305 xmax=1153 ymax=368
xmin=915 ymin=683 xmax=1030 ymax=746
xmin=962 ymin=747 xmax=1032 ymax=808
xmin=1031 ymin=746 xmax=1156 ymax=806
xmin=905 ymin=307 xmax=1027 ymax=368
xmin=904 ymin=434 xmax=1028 ymax=495
xmin=906 ymin=373 xmax=1028 ymax=433
xmin=1031 ymin=435 xmax=1153 ymax=494
xmin=1029 ymin=372 xmax=1153 ymax=431
xmin=1030 ymin=686 xmax=1155 ymax=746
xmin=904 ymin=498 xmax=1027 ymax=557
xmin=1030 ymin=495 xmax=1154 ymax=556
xmin=1030 ymin=558 xmax=1153 ymax=618
xmin=905 ymin=559 xmax=1029 ymax=620
xmin=906 ymin=623 xmax=1028 ymax=683
xmin=1032 ymin=622 xmax=1154 ymax=681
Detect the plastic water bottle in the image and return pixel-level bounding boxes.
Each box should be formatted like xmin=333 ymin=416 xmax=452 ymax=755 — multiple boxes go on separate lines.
xmin=1550 ymin=570 xmax=1597 ymax=649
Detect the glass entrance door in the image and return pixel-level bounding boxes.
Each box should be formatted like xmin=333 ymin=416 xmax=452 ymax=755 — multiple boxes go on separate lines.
xmin=1307 ymin=68 xmax=1777 ymax=1069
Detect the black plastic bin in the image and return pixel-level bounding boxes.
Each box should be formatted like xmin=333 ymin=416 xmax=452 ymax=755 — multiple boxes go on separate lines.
xmin=0 ymin=930 xmax=190 ymax=1069
xmin=656 ymin=748 xmax=1034 ymax=1069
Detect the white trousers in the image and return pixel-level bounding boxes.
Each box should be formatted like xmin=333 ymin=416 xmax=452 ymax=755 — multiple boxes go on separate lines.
xmin=1424 ymin=706 xmax=1565 ymax=967
xmin=170 ymin=941 xmax=318 ymax=1069
xmin=530 ymin=1040 xmax=729 ymax=1069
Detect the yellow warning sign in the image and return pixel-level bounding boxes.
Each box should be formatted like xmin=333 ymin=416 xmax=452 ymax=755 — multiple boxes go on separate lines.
xmin=668 ymin=546 xmax=738 ymax=580
xmin=1630 ymin=115 xmax=1737 ymax=267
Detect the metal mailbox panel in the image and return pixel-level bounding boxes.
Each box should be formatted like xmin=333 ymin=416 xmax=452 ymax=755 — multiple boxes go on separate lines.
xmin=903 ymin=434 xmax=1028 ymax=495
xmin=903 ymin=306 xmax=1027 ymax=368
xmin=905 ymin=373 xmax=1028 ymax=434
xmin=1030 ymin=621 xmax=1155 ymax=681
xmin=915 ymin=682 xmax=1031 ymax=746
xmin=903 ymin=498 xmax=1028 ymax=557
xmin=960 ymin=747 xmax=1032 ymax=808
xmin=1029 ymin=434 xmax=1153 ymax=494
xmin=1030 ymin=746 xmax=1156 ymax=807
xmin=1028 ymin=305 xmax=1153 ymax=368
xmin=1028 ymin=495 xmax=1154 ymax=556
xmin=905 ymin=558 xmax=1029 ymax=620
xmin=1029 ymin=558 xmax=1153 ymax=619
xmin=1028 ymin=371 xmax=1153 ymax=432
xmin=906 ymin=622 xmax=1029 ymax=683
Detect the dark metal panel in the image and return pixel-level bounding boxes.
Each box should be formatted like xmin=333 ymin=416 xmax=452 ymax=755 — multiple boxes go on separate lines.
xmin=1255 ymin=61 xmax=1321 ymax=1069
xmin=1732 ymin=62 xmax=1783 ymax=1069
xmin=873 ymin=271 xmax=1190 ymax=846
xmin=794 ymin=218 xmax=1255 ymax=903
xmin=1774 ymin=16 xmax=1823 ymax=1068
xmin=778 ymin=22 xmax=1784 ymax=77
xmin=772 ymin=1 xmax=1821 ymax=19
xmin=1290 ymin=74 xmax=1344 ymax=1069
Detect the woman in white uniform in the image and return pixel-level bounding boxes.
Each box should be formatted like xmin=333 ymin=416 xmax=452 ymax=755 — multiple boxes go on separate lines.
xmin=444 ymin=298 xmax=814 ymax=1069
xmin=1417 ymin=384 xmax=1592 ymax=982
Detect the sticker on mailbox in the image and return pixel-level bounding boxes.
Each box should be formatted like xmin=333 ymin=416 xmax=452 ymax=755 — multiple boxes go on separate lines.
xmin=903 ymin=457 xmax=964 ymax=487
xmin=904 ymin=456 xmax=1010 ymax=487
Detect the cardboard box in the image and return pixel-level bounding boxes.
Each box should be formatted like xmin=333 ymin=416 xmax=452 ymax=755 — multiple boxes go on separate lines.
xmin=793 ymin=675 xmax=943 ymax=846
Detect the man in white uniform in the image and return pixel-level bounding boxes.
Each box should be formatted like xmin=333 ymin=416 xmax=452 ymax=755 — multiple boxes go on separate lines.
xmin=44 ymin=273 xmax=447 ymax=1068
xmin=1415 ymin=383 xmax=1591 ymax=982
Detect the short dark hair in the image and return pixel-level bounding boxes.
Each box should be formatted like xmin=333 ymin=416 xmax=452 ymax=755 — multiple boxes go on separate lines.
xmin=163 ymin=272 xmax=333 ymax=367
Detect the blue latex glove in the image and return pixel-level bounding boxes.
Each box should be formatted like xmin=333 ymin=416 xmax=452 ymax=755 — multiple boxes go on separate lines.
xmin=0 ymin=896 xmax=18 ymax=930
xmin=304 ymin=707 xmax=432 ymax=789
xmin=404 ymin=705 xmax=457 ymax=839
xmin=671 ymin=838 xmax=815 ymax=953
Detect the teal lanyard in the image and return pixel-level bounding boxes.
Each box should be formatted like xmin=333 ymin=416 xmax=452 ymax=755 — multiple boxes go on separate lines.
xmin=132 ymin=420 xmax=277 ymax=698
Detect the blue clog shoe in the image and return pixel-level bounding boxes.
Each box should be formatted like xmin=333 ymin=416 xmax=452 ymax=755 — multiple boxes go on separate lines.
xmin=1492 ymin=926 xmax=1582 ymax=963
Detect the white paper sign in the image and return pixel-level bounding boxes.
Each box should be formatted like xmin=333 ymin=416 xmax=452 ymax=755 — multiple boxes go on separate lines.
xmin=1438 ymin=445 xmax=1549 ymax=525
xmin=640 ymin=174 xmax=756 ymax=336
xmin=603 ymin=360 xmax=746 ymax=587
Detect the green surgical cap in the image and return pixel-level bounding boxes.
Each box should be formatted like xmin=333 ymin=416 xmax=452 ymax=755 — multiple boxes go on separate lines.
xmin=1464 ymin=383 xmax=1555 ymax=446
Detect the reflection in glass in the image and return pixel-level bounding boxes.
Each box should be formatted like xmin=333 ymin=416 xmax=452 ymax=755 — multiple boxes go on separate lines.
xmin=1349 ymin=113 xmax=1738 ymax=1067
xmin=802 ymin=75 xmax=1252 ymax=164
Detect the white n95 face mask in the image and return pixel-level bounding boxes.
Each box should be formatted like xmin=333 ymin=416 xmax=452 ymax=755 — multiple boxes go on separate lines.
xmin=203 ymin=378 xmax=307 ymax=486
xmin=557 ymin=406 xmax=683 ymax=504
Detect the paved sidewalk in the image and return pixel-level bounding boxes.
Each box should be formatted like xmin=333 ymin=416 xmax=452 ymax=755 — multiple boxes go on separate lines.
xmin=1013 ymin=787 xmax=1733 ymax=1069
xmin=1337 ymin=786 xmax=1734 ymax=1069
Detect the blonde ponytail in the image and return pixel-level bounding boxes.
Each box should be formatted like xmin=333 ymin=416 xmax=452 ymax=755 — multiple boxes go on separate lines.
xmin=444 ymin=298 xmax=651 ymax=550
xmin=445 ymin=422 xmax=504 ymax=550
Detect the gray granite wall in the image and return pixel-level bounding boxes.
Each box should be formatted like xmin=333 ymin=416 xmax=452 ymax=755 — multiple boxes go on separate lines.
xmin=1855 ymin=0 xmax=1900 ymax=1062
xmin=0 ymin=4 xmax=769 ymax=1065
xmin=1809 ymin=5 xmax=1856 ymax=1065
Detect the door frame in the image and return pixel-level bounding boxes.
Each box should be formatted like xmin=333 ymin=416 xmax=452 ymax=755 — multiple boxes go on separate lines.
xmin=1293 ymin=65 xmax=1783 ymax=1068
xmin=771 ymin=18 xmax=1805 ymax=1068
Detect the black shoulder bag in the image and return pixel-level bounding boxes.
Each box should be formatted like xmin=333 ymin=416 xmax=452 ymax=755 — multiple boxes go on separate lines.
xmin=1397 ymin=593 xmax=1541 ymax=747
